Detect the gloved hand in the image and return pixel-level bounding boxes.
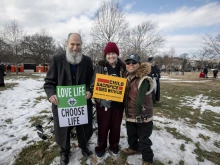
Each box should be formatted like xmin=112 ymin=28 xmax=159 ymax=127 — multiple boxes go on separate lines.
xmin=100 ymin=100 xmax=111 ymax=108
xmin=136 ymin=114 xmax=148 ymax=123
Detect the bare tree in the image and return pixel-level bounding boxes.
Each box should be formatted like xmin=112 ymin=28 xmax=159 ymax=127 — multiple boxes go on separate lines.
xmin=191 ymin=47 xmax=211 ymax=68
xmin=23 ymin=30 xmax=56 ymax=64
xmin=91 ymin=0 xmax=129 ymax=47
xmin=83 ymin=43 xmax=104 ymax=65
xmin=126 ymin=21 xmax=165 ymax=60
xmin=179 ymin=53 xmax=189 ymax=69
xmin=56 ymin=39 xmax=66 ymax=55
xmin=0 ymin=38 xmax=11 ymax=62
xmin=203 ymin=34 xmax=220 ymax=58
xmin=1 ymin=20 xmax=25 ymax=74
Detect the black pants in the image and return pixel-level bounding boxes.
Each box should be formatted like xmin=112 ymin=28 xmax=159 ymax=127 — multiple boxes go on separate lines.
xmin=126 ymin=121 xmax=154 ymax=163
xmin=60 ymin=122 xmax=93 ymax=155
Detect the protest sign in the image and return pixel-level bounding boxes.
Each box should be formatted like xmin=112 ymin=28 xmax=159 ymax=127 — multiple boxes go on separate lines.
xmin=56 ymin=85 xmax=88 ymax=127
xmin=92 ymin=74 xmax=127 ymax=102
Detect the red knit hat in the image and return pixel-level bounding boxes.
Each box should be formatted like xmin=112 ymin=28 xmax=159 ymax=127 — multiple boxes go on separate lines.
xmin=104 ymin=42 xmax=119 ymax=56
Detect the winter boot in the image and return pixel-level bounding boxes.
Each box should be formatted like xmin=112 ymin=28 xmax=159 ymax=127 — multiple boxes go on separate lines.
xmin=123 ymin=147 xmax=140 ymax=155
xmin=142 ymin=160 xmax=153 ymax=165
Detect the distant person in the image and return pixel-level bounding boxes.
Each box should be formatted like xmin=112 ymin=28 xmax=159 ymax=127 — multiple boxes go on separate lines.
xmin=148 ymin=57 xmax=160 ymax=104
xmin=168 ymin=68 xmax=171 ymax=74
xmin=175 ymin=68 xmax=179 ymax=75
xmin=199 ymin=71 xmax=205 ymax=78
xmin=181 ymin=68 xmax=184 ymax=75
xmin=91 ymin=42 xmax=126 ymax=158
xmin=123 ymin=54 xmax=154 ymax=165
xmin=203 ymin=66 xmax=208 ymax=78
xmin=44 ymin=33 xmax=94 ymax=165
xmin=213 ymin=68 xmax=218 ymax=78
xmin=0 ymin=62 xmax=6 ymax=87
xmin=7 ymin=64 xmax=11 ymax=74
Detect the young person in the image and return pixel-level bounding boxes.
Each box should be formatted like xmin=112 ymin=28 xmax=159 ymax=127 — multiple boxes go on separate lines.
xmin=123 ymin=54 xmax=154 ymax=165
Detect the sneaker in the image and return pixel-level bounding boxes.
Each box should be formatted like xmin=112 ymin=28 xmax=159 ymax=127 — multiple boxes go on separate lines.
xmin=108 ymin=149 xmax=119 ymax=156
xmin=96 ymin=152 xmax=105 ymax=159
xmin=81 ymin=147 xmax=92 ymax=157
xmin=60 ymin=154 xmax=69 ymax=165
xmin=123 ymin=147 xmax=140 ymax=155
xmin=142 ymin=160 xmax=153 ymax=165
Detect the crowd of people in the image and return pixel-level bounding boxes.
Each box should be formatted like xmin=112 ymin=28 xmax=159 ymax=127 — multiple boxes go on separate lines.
xmin=199 ymin=66 xmax=219 ymax=78
xmin=44 ymin=33 xmax=157 ymax=165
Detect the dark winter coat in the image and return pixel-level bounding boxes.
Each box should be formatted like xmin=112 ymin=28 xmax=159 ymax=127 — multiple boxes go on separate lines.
xmin=213 ymin=69 xmax=218 ymax=74
xmin=0 ymin=64 xmax=5 ymax=86
xmin=149 ymin=64 xmax=161 ymax=103
xmin=7 ymin=65 xmax=11 ymax=70
xmin=203 ymin=67 xmax=208 ymax=74
xmin=44 ymin=53 xmax=94 ymax=148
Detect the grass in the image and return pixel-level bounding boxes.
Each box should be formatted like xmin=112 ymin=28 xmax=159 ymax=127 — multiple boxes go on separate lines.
xmin=165 ymin=127 xmax=192 ymax=143
xmin=154 ymin=79 xmax=220 ymax=134
xmin=14 ymin=140 xmax=59 ymax=165
xmin=29 ymin=115 xmax=49 ymax=127
xmin=194 ymin=142 xmax=220 ymax=164
xmin=198 ymin=134 xmax=210 ymax=141
xmin=214 ymin=141 xmax=220 ymax=148
xmin=35 ymin=96 xmax=47 ymax=103
xmin=11 ymin=72 xmax=220 ymax=165
xmin=39 ymin=110 xmax=50 ymax=114
xmin=5 ymin=118 xmax=13 ymax=124
xmin=180 ymin=144 xmax=185 ymax=151
xmin=0 ymin=82 xmax=18 ymax=91
xmin=21 ymin=135 xmax=28 ymax=141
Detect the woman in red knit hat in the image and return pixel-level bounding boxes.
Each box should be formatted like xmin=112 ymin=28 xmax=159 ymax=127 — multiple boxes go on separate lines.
xmin=91 ymin=42 xmax=126 ymax=159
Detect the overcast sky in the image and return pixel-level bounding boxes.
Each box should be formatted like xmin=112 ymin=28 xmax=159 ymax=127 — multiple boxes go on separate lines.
xmin=0 ymin=0 xmax=219 ymax=56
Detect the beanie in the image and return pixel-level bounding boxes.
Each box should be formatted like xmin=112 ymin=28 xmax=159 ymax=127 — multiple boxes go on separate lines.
xmin=104 ymin=42 xmax=119 ymax=56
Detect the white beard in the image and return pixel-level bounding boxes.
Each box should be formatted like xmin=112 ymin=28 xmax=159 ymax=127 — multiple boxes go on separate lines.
xmin=66 ymin=48 xmax=83 ymax=64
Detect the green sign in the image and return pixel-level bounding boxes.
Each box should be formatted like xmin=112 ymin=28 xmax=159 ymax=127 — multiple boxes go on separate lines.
xmin=56 ymin=85 xmax=88 ymax=127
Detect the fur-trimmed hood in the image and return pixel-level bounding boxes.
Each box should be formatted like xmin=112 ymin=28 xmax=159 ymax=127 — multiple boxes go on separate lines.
xmin=136 ymin=62 xmax=154 ymax=95
xmin=136 ymin=62 xmax=152 ymax=78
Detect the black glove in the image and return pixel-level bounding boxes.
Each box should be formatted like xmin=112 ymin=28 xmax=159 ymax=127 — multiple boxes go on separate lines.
xmin=136 ymin=114 xmax=148 ymax=123
xmin=100 ymin=100 xmax=111 ymax=108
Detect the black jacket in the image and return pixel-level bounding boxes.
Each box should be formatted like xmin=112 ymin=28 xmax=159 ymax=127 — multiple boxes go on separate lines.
xmin=0 ymin=64 xmax=5 ymax=85
xmin=149 ymin=64 xmax=160 ymax=102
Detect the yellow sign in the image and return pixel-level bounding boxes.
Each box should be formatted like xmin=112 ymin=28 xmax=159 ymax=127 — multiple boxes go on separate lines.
xmin=92 ymin=74 xmax=127 ymax=102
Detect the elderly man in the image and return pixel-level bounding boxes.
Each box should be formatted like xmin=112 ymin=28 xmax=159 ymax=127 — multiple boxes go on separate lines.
xmin=44 ymin=33 xmax=94 ymax=165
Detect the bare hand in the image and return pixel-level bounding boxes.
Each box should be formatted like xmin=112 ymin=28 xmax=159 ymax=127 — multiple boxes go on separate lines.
xmin=85 ymin=91 xmax=91 ymax=99
xmin=49 ymin=95 xmax=58 ymax=105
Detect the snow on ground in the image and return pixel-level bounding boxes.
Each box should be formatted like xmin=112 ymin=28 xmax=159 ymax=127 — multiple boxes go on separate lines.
xmin=0 ymin=74 xmax=50 ymax=165
xmin=161 ymin=75 xmax=219 ymax=83
xmin=180 ymin=94 xmax=220 ymax=114
xmin=0 ymin=74 xmax=219 ymax=165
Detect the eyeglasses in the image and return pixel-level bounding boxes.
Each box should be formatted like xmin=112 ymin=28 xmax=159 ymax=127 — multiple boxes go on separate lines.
xmin=126 ymin=61 xmax=138 ymax=65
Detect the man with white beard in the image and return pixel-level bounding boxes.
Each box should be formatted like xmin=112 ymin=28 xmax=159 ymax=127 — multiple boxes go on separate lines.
xmin=44 ymin=33 xmax=94 ymax=165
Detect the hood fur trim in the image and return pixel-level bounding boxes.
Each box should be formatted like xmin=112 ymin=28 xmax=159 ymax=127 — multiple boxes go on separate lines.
xmin=138 ymin=76 xmax=154 ymax=95
xmin=136 ymin=62 xmax=151 ymax=78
